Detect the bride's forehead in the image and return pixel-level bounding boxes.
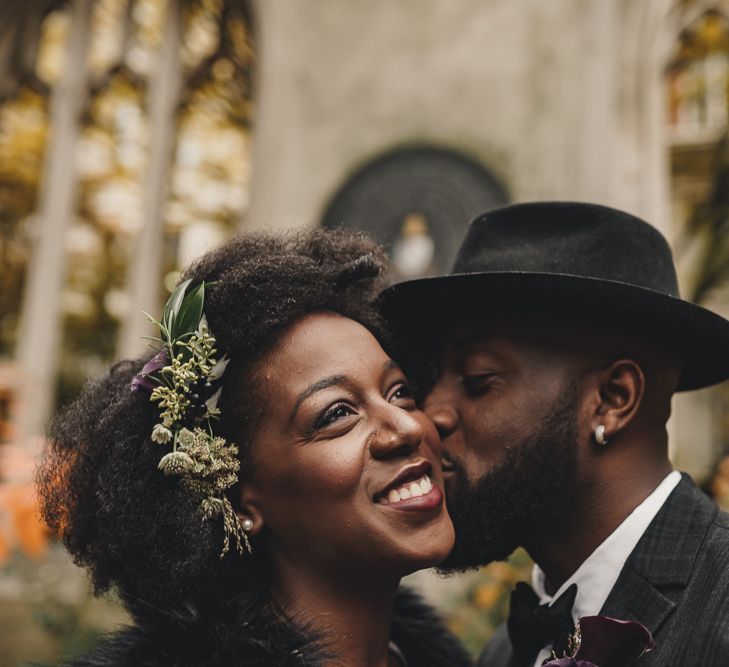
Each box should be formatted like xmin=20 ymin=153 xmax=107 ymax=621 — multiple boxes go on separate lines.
xmin=261 ymin=313 xmax=389 ymax=380
xmin=283 ymin=314 xmax=379 ymax=349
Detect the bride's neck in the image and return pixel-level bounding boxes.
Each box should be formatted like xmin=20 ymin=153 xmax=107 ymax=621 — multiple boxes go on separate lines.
xmin=271 ymin=554 xmax=400 ymax=667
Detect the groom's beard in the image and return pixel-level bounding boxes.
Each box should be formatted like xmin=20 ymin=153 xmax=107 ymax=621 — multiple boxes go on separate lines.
xmin=438 ymin=382 xmax=580 ymax=571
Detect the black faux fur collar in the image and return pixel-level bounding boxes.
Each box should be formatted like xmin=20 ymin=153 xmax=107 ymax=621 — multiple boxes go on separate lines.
xmin=63 ymin=587 xmax=471 ymax=666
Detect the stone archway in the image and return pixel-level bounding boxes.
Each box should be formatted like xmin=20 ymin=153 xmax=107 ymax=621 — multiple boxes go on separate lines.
xmin=321 ymin=145 xmax=508 ymax=279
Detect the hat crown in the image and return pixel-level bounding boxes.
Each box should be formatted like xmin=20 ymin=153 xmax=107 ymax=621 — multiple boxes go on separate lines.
xmin=453 ymin=202 xmax=680 ymax=297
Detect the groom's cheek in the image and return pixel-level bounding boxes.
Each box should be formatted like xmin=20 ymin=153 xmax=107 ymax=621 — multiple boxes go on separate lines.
xmin=457 ymin=417 xmax=512 ymax=478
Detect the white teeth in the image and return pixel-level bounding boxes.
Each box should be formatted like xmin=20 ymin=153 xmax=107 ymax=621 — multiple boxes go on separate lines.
xmin=409 ymin=482 xmax=423 ymax=497
xmin=420 ymin=476 xmax=433 ymax=494
xmin=381 ymin=475 xmax=433 ymax=505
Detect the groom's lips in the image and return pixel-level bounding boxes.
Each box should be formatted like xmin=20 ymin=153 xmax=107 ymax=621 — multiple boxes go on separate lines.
xmin=441 ymin=456 xmax=457 ymax=474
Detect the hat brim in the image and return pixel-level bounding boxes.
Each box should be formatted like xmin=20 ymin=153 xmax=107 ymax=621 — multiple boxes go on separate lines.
xmin=380 ymin=271 xmax=729 ymax=392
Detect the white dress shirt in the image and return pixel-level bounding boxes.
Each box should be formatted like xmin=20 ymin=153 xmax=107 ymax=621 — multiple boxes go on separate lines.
xmin=530 ymin=470 xmax=682 ymax=666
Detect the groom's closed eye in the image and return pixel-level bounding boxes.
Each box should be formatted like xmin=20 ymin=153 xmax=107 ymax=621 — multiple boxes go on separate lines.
xmin=461 ymin=372 xmax=499 ymax=396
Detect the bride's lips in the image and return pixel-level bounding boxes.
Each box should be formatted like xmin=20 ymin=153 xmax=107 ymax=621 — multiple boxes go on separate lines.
xmin=374 ymin=459 xmax=444 ymax=513
xmin=380 ymin=483 xmax=444 ymax=512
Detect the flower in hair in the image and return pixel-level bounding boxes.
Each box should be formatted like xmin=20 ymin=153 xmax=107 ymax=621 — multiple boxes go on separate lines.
xmin=131 ymin=279 xmax=249 ymax=558
xmin=151 ymin=424 xmax=173 ymax=444
xmin=158 ymin=450 xmax=195 ymax=475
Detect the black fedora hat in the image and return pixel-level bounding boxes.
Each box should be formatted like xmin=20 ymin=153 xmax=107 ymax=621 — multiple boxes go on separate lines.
xmin=380 ymin=201 xmax=729 ymax=391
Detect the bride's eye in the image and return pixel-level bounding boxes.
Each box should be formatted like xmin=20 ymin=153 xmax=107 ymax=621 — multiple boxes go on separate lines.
xmin=388 ymin=381 xmax=416 ymax=408
xmin=313 ymin=403 xmax=356 ymax=431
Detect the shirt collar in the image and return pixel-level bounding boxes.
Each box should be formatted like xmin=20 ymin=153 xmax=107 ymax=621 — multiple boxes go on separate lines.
xmin=531 ymin=470 xmax=682 ymax=621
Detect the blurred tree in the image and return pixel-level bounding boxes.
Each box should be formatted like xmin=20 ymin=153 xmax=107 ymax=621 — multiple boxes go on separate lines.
xmin=0 ymin=3 xmax=254 ymax=664
xmin=0 ymin=0 xmax=255 ymax=419
xmin=0 ymin=1 xmax=58 ymax=355
xmin=666 ymin=7 xmax=729 ymax=302
xmin=667 ymin=6 xmax=729 ymax=511
xmin=0 ymin=0 xmax=58 ymax=100
xmin=666 ymin=9 xmax=729 ymax=134
xmin=683 ymin=132 xmax=729 ymax=302
xmin=0 ymin=87 xmax=48 ymax=354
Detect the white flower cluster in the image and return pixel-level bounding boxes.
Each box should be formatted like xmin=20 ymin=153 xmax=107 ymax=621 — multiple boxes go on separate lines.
xmin=149 ymin=320 xmax=227 ymax=432
xmin=156 ymin=426 xmax=247 ymax=557
xmin=138 ymin=280 xmax=243 ymax=558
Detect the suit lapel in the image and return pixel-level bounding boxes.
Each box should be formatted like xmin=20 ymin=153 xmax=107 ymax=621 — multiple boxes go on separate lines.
xmin=599 ymin=475 xmax=717 ymax=639
xmin=599 ymin=567 xmax=675 ymax=637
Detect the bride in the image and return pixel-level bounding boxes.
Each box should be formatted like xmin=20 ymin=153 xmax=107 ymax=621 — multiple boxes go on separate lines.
xmin=37 ymin=230 xmax=469 ymax=667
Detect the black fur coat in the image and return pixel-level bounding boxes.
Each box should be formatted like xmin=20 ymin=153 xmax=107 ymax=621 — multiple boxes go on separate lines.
xmin=63 ymin=587 xmax=472 ymax=667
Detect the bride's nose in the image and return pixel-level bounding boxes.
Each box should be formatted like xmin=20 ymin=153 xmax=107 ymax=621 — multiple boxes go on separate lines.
xmin=368 ymin=405 xmax=425 ymax=459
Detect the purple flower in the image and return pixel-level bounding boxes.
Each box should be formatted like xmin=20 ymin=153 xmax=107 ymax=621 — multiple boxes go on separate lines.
xmin=574 ymin=616 xmax=655 ymax=667
xmin=131 ymin=349 xmax=169 ymax=394
xmin=130 ymin=374 xmax=155 ymax=393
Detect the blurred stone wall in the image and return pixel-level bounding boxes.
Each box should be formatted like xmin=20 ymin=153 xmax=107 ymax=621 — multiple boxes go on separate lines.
xmin=247 ymin=0 xmax=670 ymax=238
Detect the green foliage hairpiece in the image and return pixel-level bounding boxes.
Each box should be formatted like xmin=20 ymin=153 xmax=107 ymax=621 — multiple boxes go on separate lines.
xmin=132 ymin=279 xmax=250 ymax=558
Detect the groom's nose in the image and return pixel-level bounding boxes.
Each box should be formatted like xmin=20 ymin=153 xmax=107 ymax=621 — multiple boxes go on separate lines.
xmin=423 ymin=388 xmax=458 ymax=440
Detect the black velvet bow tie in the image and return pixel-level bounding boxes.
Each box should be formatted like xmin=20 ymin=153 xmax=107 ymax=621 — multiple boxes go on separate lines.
xmin=506 ymin=581 xmax=578 ymax=667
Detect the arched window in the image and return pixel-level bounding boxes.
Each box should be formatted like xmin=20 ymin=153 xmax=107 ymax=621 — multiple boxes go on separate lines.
xmin=664 ymin=5 xmax=729 ymax=485
xmin=321 ymin=146 xmax=508 ymax=280
xmin=666 ymin=7 xmax=729 ymax=302
xmin=667 ymin=9 xmax=729 ymax=137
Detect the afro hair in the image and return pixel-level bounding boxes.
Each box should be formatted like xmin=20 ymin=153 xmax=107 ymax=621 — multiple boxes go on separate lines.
xmin=37 ymin=229 xmax=392 ymax=610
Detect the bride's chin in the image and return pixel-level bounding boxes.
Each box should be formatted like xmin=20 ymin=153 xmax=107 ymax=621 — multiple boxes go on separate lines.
xmin=392 ymin=522 xmax=456 ymax=573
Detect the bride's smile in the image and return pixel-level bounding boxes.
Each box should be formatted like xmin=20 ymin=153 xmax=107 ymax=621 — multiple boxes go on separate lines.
xmin=375 ymin=460 xmax=443 ymax=511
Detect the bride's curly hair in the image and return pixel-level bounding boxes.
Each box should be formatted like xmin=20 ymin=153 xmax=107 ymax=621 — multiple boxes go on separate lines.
xmin=37 ymin=229 xmax=393 ymax=610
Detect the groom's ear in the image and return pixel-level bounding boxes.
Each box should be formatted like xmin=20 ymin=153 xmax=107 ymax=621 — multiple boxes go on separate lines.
xmin=592 ymin=358 xmax=645 ymax=442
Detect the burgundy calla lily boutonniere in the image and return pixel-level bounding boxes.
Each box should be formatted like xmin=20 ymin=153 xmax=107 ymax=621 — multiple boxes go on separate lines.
xmin=543 ymin=616 xmax=655 ymax=667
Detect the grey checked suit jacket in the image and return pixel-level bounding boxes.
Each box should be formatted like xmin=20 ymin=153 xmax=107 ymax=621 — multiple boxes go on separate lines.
xmin=478 ymin=475 xmax=729 ymax=666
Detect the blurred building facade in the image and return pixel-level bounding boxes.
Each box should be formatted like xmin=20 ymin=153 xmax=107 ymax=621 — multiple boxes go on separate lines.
xmin=3 ymin=0 xmax=729 ymax=661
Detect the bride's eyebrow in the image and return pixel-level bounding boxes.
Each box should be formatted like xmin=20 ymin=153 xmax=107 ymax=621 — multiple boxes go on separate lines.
xmin=384 ymin=359 xmax=399 ymax=371
xmin=290 ymin=374 xmax=347 ymax=420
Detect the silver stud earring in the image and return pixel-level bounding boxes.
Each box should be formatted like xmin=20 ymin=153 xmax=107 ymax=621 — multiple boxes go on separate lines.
xmin=241 ymin=518 xmax=254 ymax=532
xmin=595 ymin=424 xmax=608 ymax=446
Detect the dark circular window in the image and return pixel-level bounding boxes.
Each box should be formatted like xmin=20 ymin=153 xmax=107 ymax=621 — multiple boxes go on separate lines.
xmin=321 ymin=146 xmax=508 ymax=278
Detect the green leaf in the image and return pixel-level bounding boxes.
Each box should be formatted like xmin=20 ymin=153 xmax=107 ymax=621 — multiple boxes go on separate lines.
xmin=171 ymin=281 xmax=205 ymax=342
xmin=162 ymin=278 xmax=193 ymax=339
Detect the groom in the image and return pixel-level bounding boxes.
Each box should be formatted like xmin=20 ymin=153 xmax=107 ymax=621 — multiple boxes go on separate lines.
xmin=382 ymin=202 xmax=729 ymax=666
